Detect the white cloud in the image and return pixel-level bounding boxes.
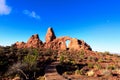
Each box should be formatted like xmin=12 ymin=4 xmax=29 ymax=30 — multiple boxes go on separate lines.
xmin=23 ymin=10 xmax=40 ymax=19
xmin=0 ymin=0 xmax=11 ymax=15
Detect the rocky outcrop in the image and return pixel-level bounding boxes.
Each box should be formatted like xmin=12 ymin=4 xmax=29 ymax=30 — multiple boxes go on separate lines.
xmin=45 ymin=27 xmax=56 ymax=43
xmin=25 ymin=34 xmax=43 ymax=48
xmin=44 ymin=36 xmax=92 ymax=51
xmin=13 ymin=27 xmax=92 ymax=51
xmin=68 ymin=38 xmax=92 ymax=51
xmin=44 ymin=36 xmax=71 ymax=50
xmin=68 ymin=38 xmax=81 ymax=50
xmin=14 ymin=34 xmax=43 ymax=48
xmin=14 ymin=42 xmax=25 ymax=48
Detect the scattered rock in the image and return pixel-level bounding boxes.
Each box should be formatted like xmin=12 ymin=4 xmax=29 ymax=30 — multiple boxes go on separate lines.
xmin=86 ymin=70 xmax=94 ymax=76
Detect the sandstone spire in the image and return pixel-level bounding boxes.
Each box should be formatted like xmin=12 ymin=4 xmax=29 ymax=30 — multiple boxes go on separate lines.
xmin=45 ymin=27 xmax=56 ymax=43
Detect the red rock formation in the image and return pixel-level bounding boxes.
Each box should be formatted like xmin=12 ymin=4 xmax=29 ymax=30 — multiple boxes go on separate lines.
xmin=44 ymin=36 xmax=71 ymax=50
xmin=68 ymin=38 xmax=92 ymax=51
xmin=68 ymin=38 xmax=81 ymax=50
xmin=44 ymin=36 xmax=92 ymax=51
xmin=13 ymin=27 xmax=92 ymax=51
xmin=80 ymin=40 xmax=92 ymax=51
xmin=25 ymin=34 xmax=43 ymax=48
xmin=14 ymin=34 xmax=43 ymax=48
xmin=45 ymin=27 xmax=56 ymax=43
xmin=14 ymin=41 xmax=25 ymax=48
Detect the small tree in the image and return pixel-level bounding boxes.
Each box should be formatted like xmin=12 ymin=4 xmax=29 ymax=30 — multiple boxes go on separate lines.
xmin=6 ymin=48 xmax=39 ymax=79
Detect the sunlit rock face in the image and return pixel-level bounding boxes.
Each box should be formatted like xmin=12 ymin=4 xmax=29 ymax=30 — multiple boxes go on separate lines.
xmin=45 ymin=27 xmax=56 ymax=43
xmin=44 ymin=36 xmax=71 ymax=50
xmin=25 ymin=34 xmax=43 ymax=48
xmin=14 ymin=42 xmax=25 ymax=48
xmin=13 ymin=27 xmax=92 ymax=51
xmin=14 ymin=34 xmax=43 ymax=48
xmin=68 ymin=38 xmax=92 ymax=51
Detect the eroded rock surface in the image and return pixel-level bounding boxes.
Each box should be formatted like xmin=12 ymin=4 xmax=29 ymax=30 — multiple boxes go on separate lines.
xmin=45 ymin=27 xmax=56 ymax=43
xmin=13 ymin=27 xmax=92 ymax=51
xmin=68 ymin=38 xmax=92 ymax=51
xmin=44 ymin=36 xmax=71 ymax=50
xmin=14 ymin=42 xmax=25 ymax=48
xmin=25 ymin=34 xmax=43 ymax=48
xmin=14 ymin=34 xmax=43 ymax=48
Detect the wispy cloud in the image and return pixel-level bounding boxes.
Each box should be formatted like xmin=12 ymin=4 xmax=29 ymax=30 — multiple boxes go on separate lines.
xmin=0 ymin=0 xmax=11 ymax=15
xmin=23 ymin=10 xmax=40 ymax=19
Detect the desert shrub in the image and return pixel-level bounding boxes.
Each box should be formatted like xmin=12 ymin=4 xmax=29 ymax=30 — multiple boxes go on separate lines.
xmin=60 ymin=55 xmax=65 ymax=63
xmin=107 ymin=64 xmax=116 ymax=70
xmin=94 ymin=64 xmax=101 ymax=70
xmin=5 ymin=62 xmax=29 ymax=79
xmin=44 ymin=48 xmax=53 ymax=56
xmin=112 ymin=54 xmax=120 ymax=57
xmin=23 ymin=53 xmax=37 ymax=70
xmin=87 ymin=56 xmax=93 ymax=61
xmin=0 ymin=47 xmax=4 ymax=54
xmin=87 ymin=56 xmax=97 ymax=62
xmin=0 ymin=46 xmax=19 ymax=77
xmin=59 ymin=49 xmax=86 ymax=64
xmin=88 ymin=63 xmax=94 ymax=68
xmin=22 ymin=49 xmax=39 ymax=75
xmin=102 ymin=51 xmax=110 ymax=56
xmin=75 ymin=69 xmax=83 ymax=75
xmin=80 ymin=49 xmax=85 ymax=55
xmin=78 ymin=49 xmax=85 ymax=60
xmin=0 ymin=55 xmax=9 ymax=75
xmin=39 ymin=48 xmax=58 ymax=62
xmin=98 ymin=58 xmax=105 ymax=63
xmin=5 ymin=48 xmax=40 ymax=79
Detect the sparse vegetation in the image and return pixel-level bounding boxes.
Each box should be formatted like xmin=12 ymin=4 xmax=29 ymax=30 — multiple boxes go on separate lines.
xmin=0 ymin=46 xmax=58 ymax=79
xmin=1 ymin=45 xmax=120 ymax=79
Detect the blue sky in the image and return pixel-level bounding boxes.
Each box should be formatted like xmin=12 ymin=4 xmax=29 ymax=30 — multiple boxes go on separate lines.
xmin=0 ymin=0 xmax=120 ymax=53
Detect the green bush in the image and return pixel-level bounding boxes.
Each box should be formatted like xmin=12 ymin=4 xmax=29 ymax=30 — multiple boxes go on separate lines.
xmin=94 ymin=64 xmax=101 ymax=70
xmin=60 ymin=55 xmax=64 ymax=63
xmin=88 ymin=63 xmax=94 ymax=68
xmin=107 ymin=64 xmax=116 ymax=70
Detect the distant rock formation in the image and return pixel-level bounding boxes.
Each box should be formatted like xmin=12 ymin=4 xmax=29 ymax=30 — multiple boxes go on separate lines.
xmin=68 ymin=38 xmax=92 ymax=51
xmin=14 ymin=42 xmax=25 ymax=48
xmin=44 ymin=36 xmax=71 ymax=50
xmin=13 ymin=27 xmax=92 ymax=51
xmin=25 ymin=34 xmax=43 ymax=48
xmin=14 ymin=34 xmax=43 ymax=48
xmin=45 ymin=27 xmax=56 ymax=43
